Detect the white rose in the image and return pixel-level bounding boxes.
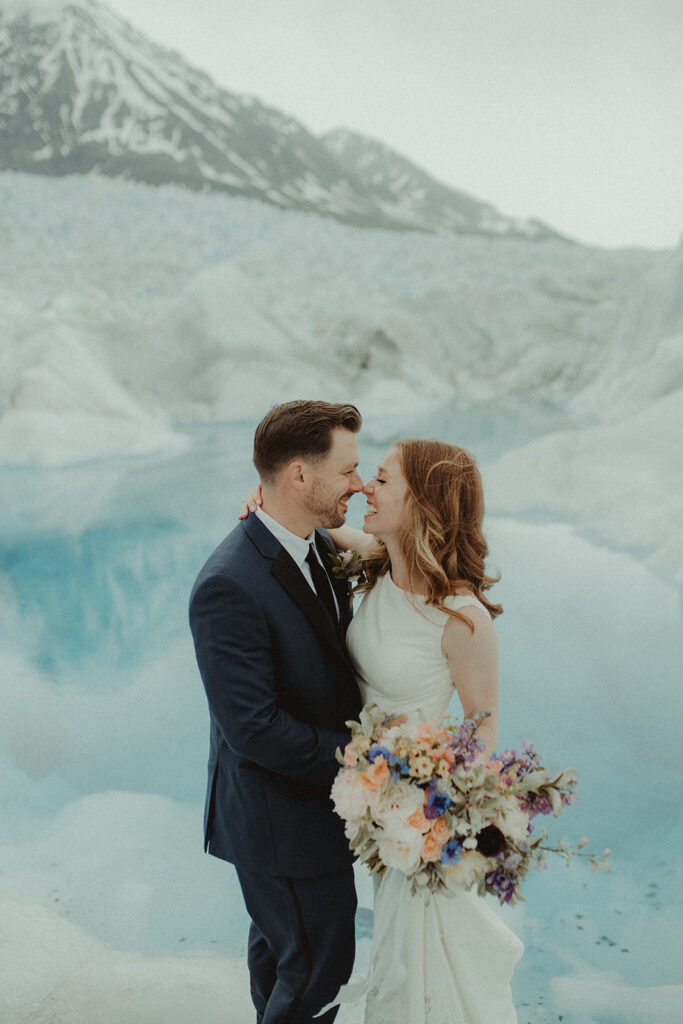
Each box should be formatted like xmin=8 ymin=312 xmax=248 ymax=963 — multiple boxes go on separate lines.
xmin=331 ymin=770 xmax=372 ymax=822
xmin=444 ymin=851 xmax=490 ymax=893
xmin=372 ymin=779 xmax=424 ymax=829
xmin=377 ymin=823 xmax=424 ymax=875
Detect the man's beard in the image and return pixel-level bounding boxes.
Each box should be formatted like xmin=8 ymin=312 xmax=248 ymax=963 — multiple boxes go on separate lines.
xmin=304 ymin=482 xmax=350 ymax=529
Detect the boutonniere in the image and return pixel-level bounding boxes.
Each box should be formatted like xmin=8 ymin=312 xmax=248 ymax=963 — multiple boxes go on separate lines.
xmin=328 ymin=548 xmax=365 ymax=584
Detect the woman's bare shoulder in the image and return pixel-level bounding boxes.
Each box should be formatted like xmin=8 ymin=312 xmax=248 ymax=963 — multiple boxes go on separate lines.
xmin=441 ymin=601 xmax=497 ymax=658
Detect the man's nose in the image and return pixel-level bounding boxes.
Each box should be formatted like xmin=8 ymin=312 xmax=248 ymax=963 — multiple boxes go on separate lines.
xmin=349 ymin=472 xmax=364 ymax=493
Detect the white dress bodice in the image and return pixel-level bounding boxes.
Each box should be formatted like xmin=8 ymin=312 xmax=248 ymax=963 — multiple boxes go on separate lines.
xmin=347 ymin=571 xmax=490 ymax=722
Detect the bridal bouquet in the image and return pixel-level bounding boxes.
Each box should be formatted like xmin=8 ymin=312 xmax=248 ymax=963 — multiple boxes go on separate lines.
xmin=331 ymin=704 xmax=608 ymax=904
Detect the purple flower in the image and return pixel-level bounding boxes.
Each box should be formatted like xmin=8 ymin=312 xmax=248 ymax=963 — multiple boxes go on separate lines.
xmin=449 ymin=719 xmax=485 ymax=766
xmin=520 ymin=794 xmax=553 ymax=818
xmin=486 ymin=867 xmax=517 ymax=904
xmin=502 ymin=851 xmax=522 ymax=871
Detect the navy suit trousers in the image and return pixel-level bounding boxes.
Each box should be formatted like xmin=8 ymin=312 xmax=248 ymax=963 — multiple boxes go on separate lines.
xmin=235 ymin=865 xmax=357 ymax=1024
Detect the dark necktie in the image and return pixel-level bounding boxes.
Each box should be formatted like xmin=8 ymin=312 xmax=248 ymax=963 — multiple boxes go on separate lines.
xmin=305 ymin=544 xmax=339 ymax=627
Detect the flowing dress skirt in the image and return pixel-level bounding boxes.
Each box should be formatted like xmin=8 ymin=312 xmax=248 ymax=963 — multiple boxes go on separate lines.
xmin=331 ymin=868 xmax=523 ymax=1024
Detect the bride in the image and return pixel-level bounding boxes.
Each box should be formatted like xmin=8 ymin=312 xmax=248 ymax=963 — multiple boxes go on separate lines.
xmin=326 ymin=439 xmax=523 ymax=1023
xmin=245 ymin=437 xmax=523 ymax=1023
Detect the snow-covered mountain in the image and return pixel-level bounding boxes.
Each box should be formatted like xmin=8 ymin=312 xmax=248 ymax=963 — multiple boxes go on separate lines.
xmin=0 ymin=0 xmax=561 ymax=239
xmin=322 ymin=129 xmax=553 ymax=239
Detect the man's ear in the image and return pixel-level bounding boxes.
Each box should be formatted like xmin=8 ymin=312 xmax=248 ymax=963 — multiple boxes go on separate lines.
xmin=285 ymin=459 xmax=306 ymax=490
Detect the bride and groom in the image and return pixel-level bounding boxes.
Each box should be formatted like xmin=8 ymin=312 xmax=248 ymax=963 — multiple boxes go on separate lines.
xmin=189 ymin=400 xmax=523 ymax=1024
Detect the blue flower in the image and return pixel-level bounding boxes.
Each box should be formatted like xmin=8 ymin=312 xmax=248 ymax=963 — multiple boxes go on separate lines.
xmin=388 ymin=754 xmax=410 ymax=779
xmin=424 ymin=780 xmax=452 ymax=819
xmin=368 ymin=745 xmax=391 ymax=762
xmin=440 ymin=840 xmax=463 ymax=865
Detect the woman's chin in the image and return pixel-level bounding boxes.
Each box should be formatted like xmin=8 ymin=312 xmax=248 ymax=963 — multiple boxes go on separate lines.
xmin=362 ymin=517 xmax=382 ymax=540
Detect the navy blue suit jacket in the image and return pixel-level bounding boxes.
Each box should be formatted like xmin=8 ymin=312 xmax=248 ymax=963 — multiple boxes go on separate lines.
xmin=189 ymin=514 xmax=362 ymax=877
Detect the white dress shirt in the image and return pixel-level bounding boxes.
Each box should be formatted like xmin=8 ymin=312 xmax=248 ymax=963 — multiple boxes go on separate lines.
xmin=255 ymin=507 xmax=340 ymax=615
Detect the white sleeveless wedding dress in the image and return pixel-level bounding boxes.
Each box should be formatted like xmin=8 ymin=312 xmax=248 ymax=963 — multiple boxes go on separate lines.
xmin=340 ymin=572 xmax=524 ymax=1024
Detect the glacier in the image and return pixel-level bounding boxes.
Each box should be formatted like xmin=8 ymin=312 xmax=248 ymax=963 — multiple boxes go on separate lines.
xmin=0 ymin=170 xmax=681 ymax=1023
xmin=1 ymin=170 xmax=680 ymax=580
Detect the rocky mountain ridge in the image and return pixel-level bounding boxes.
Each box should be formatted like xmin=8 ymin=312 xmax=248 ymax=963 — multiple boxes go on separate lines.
xmin=0 ymin=0 xmax=562 ymax=239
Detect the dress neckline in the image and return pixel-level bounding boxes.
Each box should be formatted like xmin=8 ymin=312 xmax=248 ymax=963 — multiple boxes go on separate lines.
xmin=388 ymin=571 xmax=424 ymax=596
xmin=386 ymin=571 xmax=477 ymax=605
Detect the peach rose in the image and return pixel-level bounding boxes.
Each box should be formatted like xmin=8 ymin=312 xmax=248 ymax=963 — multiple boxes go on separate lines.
xmin=421 ymin=832 xmax=443 ymax=863
xmin=430 ymin=816 xmax=451 ymax=843
xmin=406 ymin=808 xmax=431 ymax=833
xmin=360 ymin=757 xmax=391 ymax=791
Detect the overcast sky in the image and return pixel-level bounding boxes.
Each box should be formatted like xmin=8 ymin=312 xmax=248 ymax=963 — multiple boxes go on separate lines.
xmin=105 ymin=0 xmax=682 ymax=250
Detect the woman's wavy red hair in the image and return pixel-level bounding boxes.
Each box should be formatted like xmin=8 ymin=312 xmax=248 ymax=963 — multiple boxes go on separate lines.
xmin=357 ymin=439 xmax=502 ymax=630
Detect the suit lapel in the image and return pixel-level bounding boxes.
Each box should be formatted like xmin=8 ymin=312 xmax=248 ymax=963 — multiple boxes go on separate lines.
xmin=244 ymin=513 xmax=354 ymax=668
xmin=271 ymin=547 xmax=353 ymax=667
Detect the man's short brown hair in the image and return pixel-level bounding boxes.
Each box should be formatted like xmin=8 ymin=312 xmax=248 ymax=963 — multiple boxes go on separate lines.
xmin=253 ymin=400 xmax=362 ymax=482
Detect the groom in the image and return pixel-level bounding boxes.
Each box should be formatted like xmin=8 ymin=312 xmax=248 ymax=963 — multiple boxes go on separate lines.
xmin=189 ymin=400 xmax=364 ymax=1023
